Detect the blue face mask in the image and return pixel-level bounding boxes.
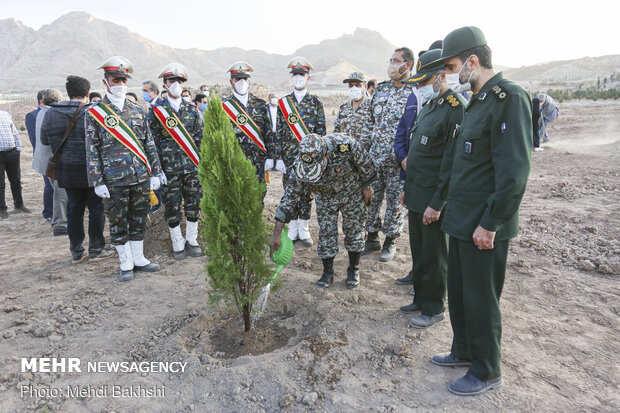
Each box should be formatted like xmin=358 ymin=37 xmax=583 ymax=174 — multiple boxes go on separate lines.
xmin=142 ymin=92 xmax=153 ymax=103
xmin=419 ymin=84 xmax=439 ymax=101
xmin=199 ymin=103 xmax=208 ymax=111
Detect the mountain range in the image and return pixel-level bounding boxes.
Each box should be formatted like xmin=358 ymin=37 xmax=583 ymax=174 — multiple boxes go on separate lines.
xmin=0 ymin=12 xmax=618 ymax=93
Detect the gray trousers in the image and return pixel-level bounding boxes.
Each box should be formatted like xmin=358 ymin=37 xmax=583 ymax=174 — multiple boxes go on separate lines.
xmin=50 ymin=179 xmax=67 ymax=230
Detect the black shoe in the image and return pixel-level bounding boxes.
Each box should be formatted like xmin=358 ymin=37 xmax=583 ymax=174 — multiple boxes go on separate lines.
xmin=317 ymin=257 xmax=334 ymax=288
xmin=71 ymin=254 xmax=88 ymax=264
xmin=53 ymin=227 xmax=68 ymax=236
xmin=362 ymin=232 xmax=381 ymax=255
xmin=396 ymin=270 xmax=414 ymax=285
xmin=399 ymin=302 xmax=421 ymax=313
xmin=134 ymin=262 xmax=160 ymax=272
xmin=431 ymin=352 xmax=471 ymax=367
xmin=14 ymin=205 xmax=31 ymax=213
xmin=118 ymin=269 xmax=134 ymax=282
xmin=379 ymin=237 xmax=396 ymax=262
xmin=449 ymin=372 xmax=503 ymax=396
xmin=187 ymin=243 xmax=202 ymax=257
xmin=346 ymin=251 xmax=361 ymax=289
xmin=0 ymin=210 xmax=8 ymax=219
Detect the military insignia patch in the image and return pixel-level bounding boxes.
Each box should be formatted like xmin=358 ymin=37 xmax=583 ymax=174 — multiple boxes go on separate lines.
xmin=104 ymin=115 xmax=119 ymax=129
xmin=437 ymin=98 xmax=444 ymax=105
xmin=453 ymin=124 xmax=460 ymax=138
xmin=374 ymin=104 xmax=383 ymax=115
xmin=446 ymin=95 xmax=460 ymax=107
xmin=287 ymin=113 xmax=299 ymax=124
xmin=420 ymin=135 xmax=428 ymax=145
xmin=301 ymin=154 xmax=313 ymax=163
xmin=237 ymin=113 xmax=248 ymax=126
xmin=165 ymin=117 xmax=178 ymax=129
xmin=339 ymin=144 xmax=350 ymax=153
xmin=353 ymin=151 xmax=360 ymax=162
xmin=491 ymin=85 xmax=507 ymax=101
xmin=465 ymin=141 xmax=472 ymax=153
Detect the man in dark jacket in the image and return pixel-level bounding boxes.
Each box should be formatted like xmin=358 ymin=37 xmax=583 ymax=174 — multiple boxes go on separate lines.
xmin=41 ymin=76 xmax=114 ymax=263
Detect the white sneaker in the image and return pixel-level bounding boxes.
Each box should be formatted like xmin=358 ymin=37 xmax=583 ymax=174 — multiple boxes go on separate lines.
xmin=534 ymin=147 xmax=544 ymax=152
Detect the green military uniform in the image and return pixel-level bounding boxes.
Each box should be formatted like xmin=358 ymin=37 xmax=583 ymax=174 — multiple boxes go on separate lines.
xmin=439 ymin=28 xmax=533 ymax=383
xmin=403 ymin=49 xmax=466 ymax=318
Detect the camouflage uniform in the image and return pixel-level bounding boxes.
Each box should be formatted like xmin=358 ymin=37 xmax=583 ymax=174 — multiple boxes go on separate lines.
xmin=85 ymin=96 xmax=162 ymax=245
xmin=360 ymin=80 xmax=413 ymax=237
xmin=276 ymin=92 xmax=326 ymax=220
xmin=224 ymin=94 xmax=276 ymax=183
xmin=334 ymin=98 xmax=372 ymax=140
xmin=275 ymin=133 xmax=376 ymax=258
xmin=147 ymin=98 xmax=203 ymax=227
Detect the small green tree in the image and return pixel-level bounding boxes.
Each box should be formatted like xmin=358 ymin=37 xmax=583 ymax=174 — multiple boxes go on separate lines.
xmin=199 ymin=95 xmax=272 ymax=332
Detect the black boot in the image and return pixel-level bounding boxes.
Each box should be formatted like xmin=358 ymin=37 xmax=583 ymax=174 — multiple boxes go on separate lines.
xmin=346 ymin=251 xmax=361 ymax=289
xmin=317 ymin=257 xmax=334 ymax=288
xmin=379 ymin=236 xmax=396 ymax=262
xmin=362 ymin=231 xmax=381 ymax=255
xmin=396 ymin=269 xmax=414 ymax=285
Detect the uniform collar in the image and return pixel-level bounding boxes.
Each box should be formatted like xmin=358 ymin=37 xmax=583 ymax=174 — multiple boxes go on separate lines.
xmin=472 ymin=72 xmax=504 ymax=102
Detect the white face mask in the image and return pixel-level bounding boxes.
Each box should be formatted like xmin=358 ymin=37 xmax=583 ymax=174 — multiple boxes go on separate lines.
xmin=167 ymin=81 xmax=183 ymax=98
xmin=105 ymin=79 xmax=127 ymax=98
xmin=348 ymin=86 xmax=364 ymax=102
xmin=182 ymin=96 xmax=191 ymax=103
xmin=446 ymin=57 xmax=474 ymax=93
xmin=201 ymin=90 xmax=209 ymax=97
xmin=269 ymin=97 xmax=278 ymax=106
xmin=292 ymin=74 xmax=307 ymax=90
xmin=234 ymin=79 xmax=249 ymax=95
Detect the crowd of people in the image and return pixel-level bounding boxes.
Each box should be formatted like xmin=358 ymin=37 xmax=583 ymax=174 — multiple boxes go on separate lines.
xmin=0 ymin=25 xmax=539 ymax=396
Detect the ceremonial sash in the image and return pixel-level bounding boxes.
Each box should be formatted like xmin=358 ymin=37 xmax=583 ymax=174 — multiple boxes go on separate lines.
xmin=278 ymin=96 xmax=309 ymax=142
xmin=152 ymin=106 xmax=201 ymax=166
xmin=88 ymin=103 xmax=151 ymax=173
xmin=222 ymin=100 xmax=267 ymax=153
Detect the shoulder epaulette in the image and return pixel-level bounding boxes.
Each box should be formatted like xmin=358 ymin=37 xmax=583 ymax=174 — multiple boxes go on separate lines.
xmin=491 ymin=84 xmax=508 ymax=102
xmin=445 ymin=94 xmax=460 ymax=107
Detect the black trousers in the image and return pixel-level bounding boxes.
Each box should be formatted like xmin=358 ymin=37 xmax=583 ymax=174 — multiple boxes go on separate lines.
xmin=65 ymin=187 xmax=106 ymax=259
xmin=0 ymin=148 xmax=23 ymax=210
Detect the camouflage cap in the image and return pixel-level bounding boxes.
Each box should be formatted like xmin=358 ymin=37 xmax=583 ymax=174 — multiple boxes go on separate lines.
xmin=440 ymin=26 xmax=487 ymax=61
xmin=97 ymin=56 xmax=133 ymax=79
xmin=404 ymin=49 xmax=443 ymax=85
xmin=227 ymin=61 xmax=254 ymax=79
xmin=287 ymin=56 xmax=314 ymax=74
xmin=343 ymin=72 xmax=367 ymax=83
xmin=158 ymin=63 xmax=189 ymax=81
xmin=295 ymin=134 xmax=328 ymax=183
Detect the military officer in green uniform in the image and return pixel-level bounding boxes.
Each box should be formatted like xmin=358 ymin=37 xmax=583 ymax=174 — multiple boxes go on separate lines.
xmin=269 ymin=133 xmax=375 ymax=289
xmin=429 ymin=27 xmax=532 ymax=396
xmin=334 ymin=72 xmax=372 ymax=140
xmin=397 ymin=48 xmax=465 ymax=329
xmin=148 ymin=63 xmax=204 ymax=260
xmin=275 ymin=56 xmax=326 ymax=247
xmin=86 ymin=56 xmax=163 ymax=282
xmin=222 ymin=61 xmax=277 ymax=187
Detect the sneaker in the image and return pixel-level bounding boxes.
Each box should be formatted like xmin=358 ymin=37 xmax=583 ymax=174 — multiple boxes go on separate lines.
xmin=408 ymin=313 xmax=445 ymax=329
xmin=431 ymin=352 xmax=471 ymax=367
xmin=89 ymin=249 xmax=116 ymax=262
xmin=448 ymin=372 xmax=503 ymax=396
xmin=0 ymin=210 xmax=8 ymax=219
xmin=71 ymin=254 xmax=89 ymax=264
xmin=14 ymin=205 xmax=31 ymax=213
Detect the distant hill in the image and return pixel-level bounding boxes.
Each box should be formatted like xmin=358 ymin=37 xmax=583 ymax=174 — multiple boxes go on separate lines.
xmin=0 ymin=12 xmax=617 ymax=93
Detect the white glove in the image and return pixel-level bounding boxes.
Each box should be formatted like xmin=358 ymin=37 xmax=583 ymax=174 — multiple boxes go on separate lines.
xmin=275 ymin=160 xmax=287 ymax=173
xmin=159 ymin=172 xmax=168 ymax=186
xmin=150 ymin=176 xmax=161 ymax=191
xmin=94 ymin=184 xmax=110 ymax=199
xmin=264 ymin=159 xmax=274 ymax=171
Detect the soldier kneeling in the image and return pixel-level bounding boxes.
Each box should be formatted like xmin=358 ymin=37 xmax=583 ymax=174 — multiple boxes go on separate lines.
xmin=269 ymin=133 xmax=375 ymax=289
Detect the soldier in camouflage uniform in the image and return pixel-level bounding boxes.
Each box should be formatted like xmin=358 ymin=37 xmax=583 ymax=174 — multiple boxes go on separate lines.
xmin=276 ymin=56 xmax=326 ymax=247
xmin=360 ymin=47 xmax=415 ymax=262
xmin=222 ymin=61 xmax=277 ymax=187
xmin=147 ymin=63 xmax=204 ymax=260
xmin=86 ymin=56 xmax=163 ymax=282
xmin=269 ymin=133 xmax=376 ymax=289
xmin=334 ymin=72 xmax=372 ymax=140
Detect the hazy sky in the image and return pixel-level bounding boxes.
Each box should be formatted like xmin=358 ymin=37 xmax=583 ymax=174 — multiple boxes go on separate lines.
xmin=1 ymin=0 xmax=616 ymax=68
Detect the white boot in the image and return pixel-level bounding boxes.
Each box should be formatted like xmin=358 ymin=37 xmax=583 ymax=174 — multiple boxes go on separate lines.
xmin=185 ymin=220 xmax=202 ymax=257
xmin=298 ymin=219 xmax=313 ymax=247
xmin=130 ymin=240 xmax=160 ymax=272
xmin=287 ymin=219 xmax=299 ymax=241
xmin=115 ymin=242 xmax=134 ymax=282
xmin=169 ymin=225 xmax=187 ymax=260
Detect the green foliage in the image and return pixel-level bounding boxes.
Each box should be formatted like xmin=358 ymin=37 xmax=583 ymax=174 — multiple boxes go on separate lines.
xmin=19 ymin=125 xmax=26 ymax=131
xmin=199 ymin=95 xmax=272 ymax=332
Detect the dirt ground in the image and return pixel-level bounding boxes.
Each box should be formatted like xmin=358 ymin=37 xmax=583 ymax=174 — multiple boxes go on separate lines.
xmin=0 ymin=99 xmax=618 ymax=412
